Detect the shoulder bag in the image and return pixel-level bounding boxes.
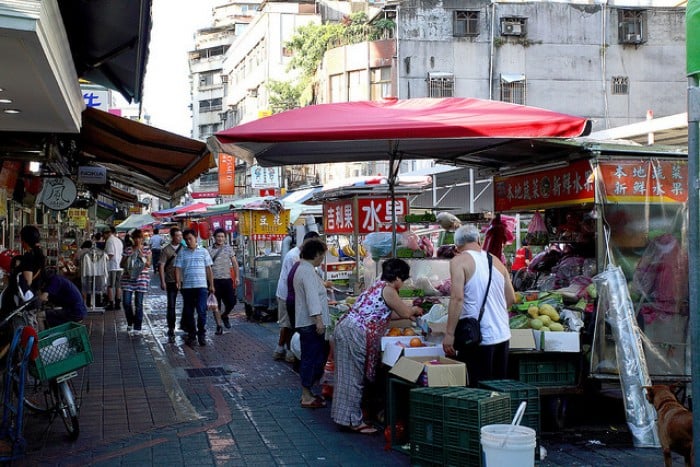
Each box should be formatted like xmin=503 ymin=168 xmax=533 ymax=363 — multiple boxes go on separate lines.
xmin=454 ymin=253 xmax=493 ymax=352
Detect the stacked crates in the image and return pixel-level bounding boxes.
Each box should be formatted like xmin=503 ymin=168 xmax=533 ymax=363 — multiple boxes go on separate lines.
xmin=479 ymin=379 xmax=540 ymax=463
xmin=410 ymin=387 xmax=511 ymax=467
xmin=516 ymin=354 xmax=577 ymax=387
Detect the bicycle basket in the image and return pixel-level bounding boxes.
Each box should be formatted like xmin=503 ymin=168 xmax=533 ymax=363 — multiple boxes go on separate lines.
xmin=31 ymin=322 xmax=93 ymax=382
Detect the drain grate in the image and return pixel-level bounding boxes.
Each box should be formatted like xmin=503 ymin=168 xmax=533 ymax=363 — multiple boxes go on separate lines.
xmin=185 ymin=367 xmax=227 ymax=378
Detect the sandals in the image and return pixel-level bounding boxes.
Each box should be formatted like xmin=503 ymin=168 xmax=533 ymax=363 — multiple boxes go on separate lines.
xmin=300 ymin=396 xmax=327 ymax=409
xmin=348 ymin=423 xmax=378 ymax=435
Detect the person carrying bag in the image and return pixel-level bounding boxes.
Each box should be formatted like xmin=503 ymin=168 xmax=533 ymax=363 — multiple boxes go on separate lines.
xmin=453 ymin=254 xmax=492 ymax=352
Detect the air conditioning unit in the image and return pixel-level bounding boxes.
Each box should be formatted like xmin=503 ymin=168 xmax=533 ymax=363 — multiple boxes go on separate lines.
xmin=501 ymin=21 xmax=523 ymax=36
xmin=625 ymin=33 xmax=642 ymax=43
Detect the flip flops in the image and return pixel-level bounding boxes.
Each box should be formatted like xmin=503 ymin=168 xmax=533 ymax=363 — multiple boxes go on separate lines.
xmin=348 ymin=423 xmax=378 ymax=435
xmin=300 ymin=396 xmax=327 ymax=409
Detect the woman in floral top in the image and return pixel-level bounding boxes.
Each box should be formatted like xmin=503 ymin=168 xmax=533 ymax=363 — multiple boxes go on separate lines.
xmin=331 ymin=258 xmax=423 ymax=434
xmin=120 ymin=229 xmax=151 ymax=336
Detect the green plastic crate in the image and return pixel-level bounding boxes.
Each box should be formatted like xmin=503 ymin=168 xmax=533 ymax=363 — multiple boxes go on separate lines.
xmin=518 ymin=356 xmax=576 ymax=387
xmin=32 ymin=322 xmax=93 ymax=382
xmin=411 ymin=441 xmax=443 ymax=467
xmin=442 ymin=389 xmax=511 ymax=427
xmin=410 ymin=387 xmax=466 ymax=419
xmin=479 ymin=379 xmax=540 ymax=433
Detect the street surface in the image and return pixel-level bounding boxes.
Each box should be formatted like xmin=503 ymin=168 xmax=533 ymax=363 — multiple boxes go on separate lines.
xmin=16 ymin=277 xmax=680 ymax=466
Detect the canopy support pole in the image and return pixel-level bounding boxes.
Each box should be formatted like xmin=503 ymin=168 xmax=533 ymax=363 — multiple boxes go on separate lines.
xmin=688 ymin=75 xmax=700 ymax=456
xmin=388 ymin=146 xmax=403 ymax=257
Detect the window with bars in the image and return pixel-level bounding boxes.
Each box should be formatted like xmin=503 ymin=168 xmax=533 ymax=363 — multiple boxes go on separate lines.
xmin=454 ymin=11 xmax=479 ymax=37
xmin=370 ymin=67 xmax=392 ymax=100
xmin=500 ymin=75 xmax=526 ymax=104
xmin=199 ymin=98 xmax=222 ymax=113
xmin=428 ymin=73 xmax=454 ymax=98
xmin=618 ymin=9 xmax=647 ymax=44
xmin=612 ymin=76 xmax=629 ymax=95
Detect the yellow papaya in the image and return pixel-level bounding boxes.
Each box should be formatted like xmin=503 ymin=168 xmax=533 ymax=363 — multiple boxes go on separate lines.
xmin=549 ymin=322 xmax=564 ymax=332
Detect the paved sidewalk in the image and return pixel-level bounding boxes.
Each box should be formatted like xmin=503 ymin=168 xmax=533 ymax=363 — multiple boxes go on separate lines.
xmin=15 ymin=282 xmax=677 ymax=466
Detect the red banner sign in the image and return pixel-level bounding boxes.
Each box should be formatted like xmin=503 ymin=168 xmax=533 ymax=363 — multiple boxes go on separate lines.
xmin=494 ymin=159 xmax=595 ymax=211
xmin=218 ymin=153 xmax=236 ymax=196
xmin=324 ymin=197 xmax=408 ymax=234
xmin=598 ymin=159 xmax=687 ymax=204
xmin=191 ymin=191 xmax=219 ymax=199
xmin=208 ymin=213 xmax=237 ymax=233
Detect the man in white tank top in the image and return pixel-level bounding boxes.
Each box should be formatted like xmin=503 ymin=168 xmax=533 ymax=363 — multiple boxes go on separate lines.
xmin=442 ymin=224 xmax=516 ymax=386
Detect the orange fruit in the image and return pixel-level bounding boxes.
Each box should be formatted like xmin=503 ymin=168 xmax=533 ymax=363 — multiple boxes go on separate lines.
xmin=409 ymin=337 xmax=423 ymax=347
xmin=403 ymin=328 xmax=416 ymax=336
xmin=387 ymin=328 xmax=402 ymax=337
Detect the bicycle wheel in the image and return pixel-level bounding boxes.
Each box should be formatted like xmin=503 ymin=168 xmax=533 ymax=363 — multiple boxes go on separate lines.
xmin=56 ymin=381 xmax=79 ymax=440
xmin=18 ymin=371 xmax=50 ymax=413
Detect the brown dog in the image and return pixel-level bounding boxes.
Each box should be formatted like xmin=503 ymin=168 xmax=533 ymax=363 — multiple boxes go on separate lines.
xmin=644 ymin=385 xmax=693 ymax=467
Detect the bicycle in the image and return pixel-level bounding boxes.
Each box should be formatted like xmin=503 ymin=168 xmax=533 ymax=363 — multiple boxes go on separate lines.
xmin=0 ymin=293 xmax=93 ymax=441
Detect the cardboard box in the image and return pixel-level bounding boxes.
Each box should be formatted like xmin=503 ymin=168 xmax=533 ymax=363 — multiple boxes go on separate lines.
xmin=543 ymin=331 xmax=580 ymax=352
xmin=389 ymin=356 xmax=466 ymax=387
xmin=382 ymin=339 xmax=445 ymax=366
xmin=381 ymin=336 xmax=415 ymax=351
xmin=532 ymin=330 xmax=579 ymax=352
xmin=510 ymin=329 xmax=537 ymax=350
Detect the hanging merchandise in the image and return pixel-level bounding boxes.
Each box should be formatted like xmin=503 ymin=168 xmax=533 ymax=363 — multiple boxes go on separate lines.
xmin=482 ymin=214 xmax=513 ymax=264
xmin=525 ymin=211 xmax=549 ymax=246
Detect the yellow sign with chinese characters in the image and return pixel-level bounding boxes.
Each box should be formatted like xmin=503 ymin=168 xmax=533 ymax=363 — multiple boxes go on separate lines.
xmin=238 ymin=209 xmax=290 ymax=236
xmin=67 ymin=208 xmax=89 ymax=229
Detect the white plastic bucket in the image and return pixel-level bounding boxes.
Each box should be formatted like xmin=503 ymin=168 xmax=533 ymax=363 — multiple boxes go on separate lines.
xmin=481 ymin=424 xmax=536 ymax=467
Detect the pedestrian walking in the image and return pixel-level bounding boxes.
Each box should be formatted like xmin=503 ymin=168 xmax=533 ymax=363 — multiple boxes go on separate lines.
xmin=174 ymin=229 xmax=214 ymax=346
xmin=207 ymin=228 xmax=239 ymax=335
xmin=120 ymin=229 xmax=151 ymax=336
xmin=149 ymin=228 xmax=163 ymax=274
xmin=103 ymin=225 xmax=123 ymax=311
xmin=159 ymin=227 xmax=183 ymax=340
xmin=274 ymin=231 xmax=320 ymax=362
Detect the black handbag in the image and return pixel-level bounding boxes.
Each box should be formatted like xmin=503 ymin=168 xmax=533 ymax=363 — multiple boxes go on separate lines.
xmin=454 ymin=254 xmax=493 ymax=352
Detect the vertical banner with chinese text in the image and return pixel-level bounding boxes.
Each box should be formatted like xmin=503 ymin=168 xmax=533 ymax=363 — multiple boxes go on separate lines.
xmin=218 ymin=153 xmax=236 ymax=196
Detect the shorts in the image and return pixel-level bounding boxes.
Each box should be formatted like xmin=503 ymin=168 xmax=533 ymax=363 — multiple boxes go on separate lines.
xmin=277 ymin=297 xmax=292 ymax=328
xmin=108 ymin=270 xmax=123 ymax=289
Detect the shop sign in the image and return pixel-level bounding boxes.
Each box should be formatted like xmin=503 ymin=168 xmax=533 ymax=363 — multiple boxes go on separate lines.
xmin=191 ymin=191 xmax=219 ymax=199
xmin=78 ymin=166 xmax=107 ymax=184
xmin=209 ymin=213 xmax=237 ymax=233
xmin=39 ymin=177 xmax=77 ymax=211
xmin=238 ymin=209 xmax=290 ymax=236
xmin=218 ymin=153 xmax=235 ymax=195
xmin=494 ymin=160 xmax=594 ymax=211
xmin=68 ymin=208 xmax=89 ymax=229
xmin=250 ymin=234 xmax=286 ymax=241
xmin=598 ymin=159 xmax=687 ymax=204
xmin=323 ymin=197 xmax=409 ymax=234
xmin=259 ymin=189 xmax=275 ymax=197
xmin=250 ymin=165 xmax=280 ymax=189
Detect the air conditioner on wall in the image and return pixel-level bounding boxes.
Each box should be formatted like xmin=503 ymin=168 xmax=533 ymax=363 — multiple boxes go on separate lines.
xmin=501 ymin=21 xmax=523 ymax=36
xmin=625 ymin=33 xmax=642 ymax=43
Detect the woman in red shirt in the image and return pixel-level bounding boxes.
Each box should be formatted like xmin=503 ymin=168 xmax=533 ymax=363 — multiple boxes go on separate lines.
xmin=511 ymin=239 xmax=532 ymax=278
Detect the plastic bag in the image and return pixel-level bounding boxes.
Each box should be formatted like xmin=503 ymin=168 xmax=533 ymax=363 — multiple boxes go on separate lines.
xmin=525 ymin=211 xmax=549 ymax=245
xmin=207 ymin=293 xmax=218 ymax=312
xmin=363 ymin=232 xmax=393 ymax=258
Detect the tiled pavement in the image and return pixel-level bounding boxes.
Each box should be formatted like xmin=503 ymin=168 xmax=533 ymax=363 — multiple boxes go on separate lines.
xmin=14 ymin=279 xmax=677 ymax=466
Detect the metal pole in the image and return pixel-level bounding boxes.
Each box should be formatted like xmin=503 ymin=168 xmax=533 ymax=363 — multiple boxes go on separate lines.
xmin=688 ymin=76 xmax=700 ymax=464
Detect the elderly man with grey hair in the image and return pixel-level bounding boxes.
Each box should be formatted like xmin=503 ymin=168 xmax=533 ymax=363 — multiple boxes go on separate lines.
xmin=442 ymin=224 xmax=516 ymax=386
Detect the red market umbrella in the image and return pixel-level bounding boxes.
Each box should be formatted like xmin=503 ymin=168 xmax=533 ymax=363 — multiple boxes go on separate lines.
xmin=152 ymin=202 xmax=211 ymax=218
xmin=212 ymin=97 xmax=590 ymax=173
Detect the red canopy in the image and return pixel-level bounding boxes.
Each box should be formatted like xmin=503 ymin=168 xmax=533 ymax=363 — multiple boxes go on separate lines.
xmin=152 ymin=202 xmax=210 ymax=218
xmin=213 ymin=97 xmax=590 ymax=171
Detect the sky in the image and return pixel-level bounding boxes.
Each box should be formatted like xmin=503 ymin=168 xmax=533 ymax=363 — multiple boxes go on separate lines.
xmin=142 ymin=0 xmax=220 ymax=137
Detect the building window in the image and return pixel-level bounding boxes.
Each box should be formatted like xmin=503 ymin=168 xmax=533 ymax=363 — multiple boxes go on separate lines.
xmin=199 ymin=70 xmax=221 ymax=87
xmin=611 ymin=76 xmax=629 ymax=95
xmin=330 ymin=74 xmax=343 ymax=103
xmin=199 ymin=98 xmax=222 ymax=113
xmin=618 ymin=10 xmax=647 ymax=44
xmin=500 ymin=17 xmax=527 ymax=36
xmin=428 ymin=73 xmax=454 ymax=98
xmin=454 ymin=11 xmax=479 ymax=37
xmin=198 ymin=123 xmax=220 ymax=138
xmin=370 ymin=67 xmax=392 ymax=100
xmin=500 ymin=74 xmax=526 ymax=105
xmin=348 ymin=70 xmax=366 ymax=102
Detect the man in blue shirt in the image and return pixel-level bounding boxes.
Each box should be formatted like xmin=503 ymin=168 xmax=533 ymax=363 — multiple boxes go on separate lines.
xmin=39 ymin=270 xmax=88 ymax=327
xmin=174 ymin=229 xmax=214 ymax=346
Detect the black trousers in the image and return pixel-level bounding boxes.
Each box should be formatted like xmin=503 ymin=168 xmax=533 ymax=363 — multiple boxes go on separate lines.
xmin=213 ymin=278 xmax=237 ymax=314
xmin=457 ymin=340 xmax=510 ymax=387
